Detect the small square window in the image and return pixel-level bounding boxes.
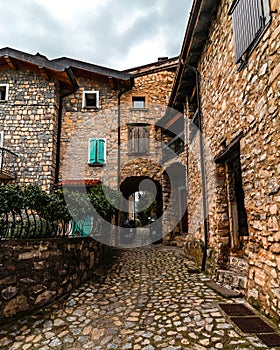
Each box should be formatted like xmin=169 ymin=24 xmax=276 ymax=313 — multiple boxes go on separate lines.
xmin=83 ymin=91 xmax=99 ymax=108
xmin=132 ymin=96 xmax=145 ymax=109
xmin=0 ymin=84 xmax=9 ymax=102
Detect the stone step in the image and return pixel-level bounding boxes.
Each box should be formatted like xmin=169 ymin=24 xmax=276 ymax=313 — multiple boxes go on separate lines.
xmin=215 ymin=268 xmax=247 ymax=294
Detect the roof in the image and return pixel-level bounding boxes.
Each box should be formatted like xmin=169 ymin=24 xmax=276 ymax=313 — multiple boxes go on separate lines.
xmin=52 ymin=57 xmax=131 ymax=81
xmin=124 ymin=57 xmax=179 ymax=77
xmin=0 ymin=48 xmax=131 ymax=89
xmin=168 ymin=0 xmax=219 ymax=111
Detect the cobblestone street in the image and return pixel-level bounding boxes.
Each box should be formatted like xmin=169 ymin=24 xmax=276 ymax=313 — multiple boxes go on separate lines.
xmin=0 ymin=245 xmax=279 ymax=350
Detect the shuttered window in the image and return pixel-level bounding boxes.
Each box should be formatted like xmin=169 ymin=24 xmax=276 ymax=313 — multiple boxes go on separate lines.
xmin=89 ymin=138 xmax=106 ymax=165
xmin=128 ymin=125 xmax=149 ymax=154
xmin=229 ymin=0 xmax=271 ymax=65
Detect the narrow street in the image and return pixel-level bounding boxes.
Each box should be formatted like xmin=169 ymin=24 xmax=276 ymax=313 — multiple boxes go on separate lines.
xmin=0 ymin=245 xmax=278 ymax=350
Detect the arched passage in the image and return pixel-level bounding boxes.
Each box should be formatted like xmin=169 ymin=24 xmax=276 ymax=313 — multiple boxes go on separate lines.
xmin=119 ymin=159 xmax=165 ymax=243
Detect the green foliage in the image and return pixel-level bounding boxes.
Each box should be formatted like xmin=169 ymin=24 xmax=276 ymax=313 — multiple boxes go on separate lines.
xmin=136 ymin=191 xmax=157 ymax=226
xmin=88 ymin=184 xmax=121 ymax=222
xmin=0 ymin=183 xmax=121 ymax=239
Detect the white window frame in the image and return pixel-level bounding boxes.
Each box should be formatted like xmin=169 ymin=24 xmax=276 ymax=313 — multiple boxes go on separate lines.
xmin=0 ymin=84 xmax=9 ymax=102
xmin=82 ymin=90 xmax=100 ymax=109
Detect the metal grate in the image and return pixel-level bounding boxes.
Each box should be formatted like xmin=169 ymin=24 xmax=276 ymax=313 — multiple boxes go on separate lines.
xmin=231 ymin=316 xmax=275 ymax=333
xmin=219 ymin=303 xmax=255 ymax=316
xmin=257 ymin=333 xmax=280 ymax=347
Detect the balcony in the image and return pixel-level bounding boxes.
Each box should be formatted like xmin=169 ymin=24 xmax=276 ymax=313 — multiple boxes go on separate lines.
xmin=162 ymin=131 xmax=185 ymax=162
xmin=0 ymin=147 xmax=17 ymax=180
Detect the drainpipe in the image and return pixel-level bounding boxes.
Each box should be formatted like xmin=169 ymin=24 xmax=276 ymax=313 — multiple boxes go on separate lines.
xmin=55 ymin=67 xmax=79 ymax=185
xmin=117 ymin=77 xmax=134 ymax=186
xmin=115 ymin=78 xmax=134 ymax=245
xmin=183 ymin=62 xmax=208 ymax=272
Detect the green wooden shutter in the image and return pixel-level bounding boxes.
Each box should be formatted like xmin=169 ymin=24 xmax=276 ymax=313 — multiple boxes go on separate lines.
xmin=97 ymin=139 xmax=105 ymax=164
xmin=89 ymin=138 xmax=97 ymax=164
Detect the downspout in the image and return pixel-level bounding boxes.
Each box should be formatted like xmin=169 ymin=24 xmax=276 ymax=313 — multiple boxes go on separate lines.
xmin=117 ymin=77 xmax=134 ymax=185
xmin=55 ymin=67 xmax=79 ymax=185
xmin=115 ymin=77 xmax=134 ymax=245
xmin=184 ymin=62 xmax=208 ymax=272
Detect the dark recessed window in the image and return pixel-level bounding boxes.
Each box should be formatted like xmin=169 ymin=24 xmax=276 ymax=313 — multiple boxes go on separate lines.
xmin=83 ymin=91 xmax=99 ymax=108
xmin=0 ymin=84 xmax=9 ymax=101
xmin=132 ymin=96 xmax=145 ymax=109
xmin=229 ymin=0 xmax=271 ymax=67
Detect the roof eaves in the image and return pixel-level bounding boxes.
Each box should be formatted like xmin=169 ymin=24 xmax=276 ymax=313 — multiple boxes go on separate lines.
xmin=168 ymin=0 xmax=219 ymax=109
xmin=51 ymin=57 xmax=132 ymax=81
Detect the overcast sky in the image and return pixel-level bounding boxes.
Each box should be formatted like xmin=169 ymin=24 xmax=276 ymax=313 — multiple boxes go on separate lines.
xmin=0 ymin=0 xmax=192 ymax=70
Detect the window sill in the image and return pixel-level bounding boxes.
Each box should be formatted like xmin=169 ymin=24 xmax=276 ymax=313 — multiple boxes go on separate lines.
xmin=82 ymin=107 xmax=100 ymax=111
xmin=129 ymin=108 xmax=149 ymax=112
xmin=88 ymin=163 xmax=105 ymax=167
xmin=127 ymin=152 xmax=150 ymax=156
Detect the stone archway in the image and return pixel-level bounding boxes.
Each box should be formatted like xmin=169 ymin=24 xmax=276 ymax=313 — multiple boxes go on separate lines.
xmin=120 ymin=159 xmax=163 ymax=227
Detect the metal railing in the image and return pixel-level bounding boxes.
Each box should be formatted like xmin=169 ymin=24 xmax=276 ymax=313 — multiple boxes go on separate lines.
xmin=0 ymin=147 xmax=18 ymax=179
xmin=162 ymin=131 xmax=185 ymax=162
xmin=0 ymin=209 xmax=72 ymax=240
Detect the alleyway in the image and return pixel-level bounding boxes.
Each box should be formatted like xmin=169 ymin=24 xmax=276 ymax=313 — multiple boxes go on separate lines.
xmin=0 ymin=245 xmax=279 ymax=350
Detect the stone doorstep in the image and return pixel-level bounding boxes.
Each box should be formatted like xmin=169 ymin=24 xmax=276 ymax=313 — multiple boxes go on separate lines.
xmin=215 ymin=268 xmax=247 ymax=292
xmin=206 ymin=280 xmax=242 ymax=298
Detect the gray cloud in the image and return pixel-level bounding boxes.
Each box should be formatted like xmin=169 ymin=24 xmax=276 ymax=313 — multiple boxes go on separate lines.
xmin=0 ymin=0 xmax=192 ymax=69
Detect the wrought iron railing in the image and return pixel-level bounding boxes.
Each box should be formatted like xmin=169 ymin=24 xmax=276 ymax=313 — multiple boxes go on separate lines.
xmin=0 ymin=209 xmax=72 ymax=240
xmin=0 ymin=147 xmax=18 ymax=179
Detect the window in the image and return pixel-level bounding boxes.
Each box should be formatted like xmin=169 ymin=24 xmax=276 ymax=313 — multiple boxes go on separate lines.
xmin=83 ymin=91 xmax=99 ymax=108
xmin=0 ymin=84 xmax=9 ymax=102
xmin=229 ymin=0 xmax=271 ymax=67
xmin=128 ymin=125 xmax=149 ymax=154
xmin=132 ymin=96 xmax=145 ymax=109
xmin=88 ymin=138 xmax=106 ymax=165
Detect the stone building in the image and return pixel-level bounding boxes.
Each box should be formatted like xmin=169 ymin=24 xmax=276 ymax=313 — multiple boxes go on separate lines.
xmin=0 ymin=47 xmax=178 ymax=232
xmin=165 ymin=0 xmax=280 ymax=321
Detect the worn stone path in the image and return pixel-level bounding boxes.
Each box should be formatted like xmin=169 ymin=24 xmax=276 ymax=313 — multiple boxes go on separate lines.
xmin=0 ymin=245 xmax=279 ymax=350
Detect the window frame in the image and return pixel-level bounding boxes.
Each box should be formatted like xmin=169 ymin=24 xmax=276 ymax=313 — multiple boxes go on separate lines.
xmin=127 ymin=124 xmax=150 ymax=155
xmin=131 ymin=96 xmax=149 ymax=111
xmin=82 ymin=90 xmax=100 ymax=109
xmin=229 ymin=0 xmax=271 ymax=70
xmin=0 ymin=84 xmax=9 ymax=102
xmin=88 ymin=138 xmax=106 ymax=166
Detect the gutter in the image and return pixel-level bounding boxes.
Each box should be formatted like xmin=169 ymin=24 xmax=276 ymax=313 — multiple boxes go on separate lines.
xmin=54 ymin=67 xmax=79 ymax=185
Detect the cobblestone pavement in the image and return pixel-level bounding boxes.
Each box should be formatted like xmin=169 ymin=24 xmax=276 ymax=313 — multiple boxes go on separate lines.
xmin=0 ymin=245 xmax=279 ymax=350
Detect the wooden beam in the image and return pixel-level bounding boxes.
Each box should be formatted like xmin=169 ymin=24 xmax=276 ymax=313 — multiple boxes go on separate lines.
xmin=4 ymin=56 xmax=17 ymax=70
xmin=108 ymin=77 xmax=115 ymax=90
xmin=39 ymin=66 xmax=50 ymax=81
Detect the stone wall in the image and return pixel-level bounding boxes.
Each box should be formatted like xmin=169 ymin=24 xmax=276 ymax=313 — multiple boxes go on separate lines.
xmin=0 ymin=237 xmax=103 ymax=323
xmin=186 ymin=0 xmax=280 ymax=320
xmin=0 ymin=68 xmax=59 ymax=191
xmin=60 ymin=75 xmax=120 ymax=188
